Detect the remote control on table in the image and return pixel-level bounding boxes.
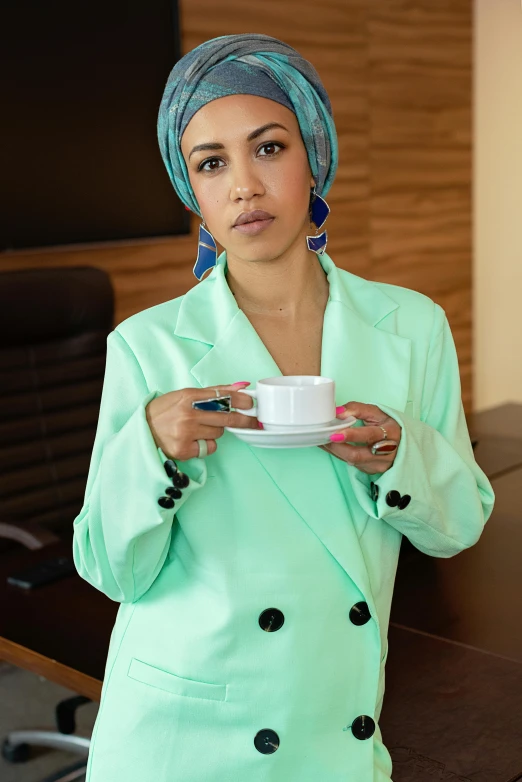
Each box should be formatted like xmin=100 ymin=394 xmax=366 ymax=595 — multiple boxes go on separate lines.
xmin=7 ymin=556 xmax=77 ymax=589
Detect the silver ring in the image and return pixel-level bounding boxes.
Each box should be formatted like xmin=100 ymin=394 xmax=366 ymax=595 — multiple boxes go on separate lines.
xmin=214 ymin=388 xmax=220 ymax=398
xmin=197 ymin=439 xmax=208 ymax=459
xmin=379 ymin=425 xmax=388 ymax=440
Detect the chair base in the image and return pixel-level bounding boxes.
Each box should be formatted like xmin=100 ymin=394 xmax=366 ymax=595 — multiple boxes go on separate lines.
xmin=2 ymin=728 xmax=90 ymax=760
xmin=39 ymin=758 xmax=88 ymax=782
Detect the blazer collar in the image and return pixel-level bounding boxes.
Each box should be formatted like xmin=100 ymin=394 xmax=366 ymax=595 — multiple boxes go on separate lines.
xmin=174 ymin=250 xmax=410 ymax=413
xmin=174 ymin=251 xmax=411 ymax=620
xmin=175 ymin=248 xmax=400 ymax=339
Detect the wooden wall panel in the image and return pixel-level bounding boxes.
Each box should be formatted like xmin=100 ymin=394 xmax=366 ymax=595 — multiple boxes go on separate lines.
xmin=0 ymin=0 xmax=473 ymax=408
xmin=368 ymin=0 xmax=473 ymax=407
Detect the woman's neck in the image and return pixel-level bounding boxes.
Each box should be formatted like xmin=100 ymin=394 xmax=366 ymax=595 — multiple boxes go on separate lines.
xmin=225 ymin=243 xmax=330 ymax=322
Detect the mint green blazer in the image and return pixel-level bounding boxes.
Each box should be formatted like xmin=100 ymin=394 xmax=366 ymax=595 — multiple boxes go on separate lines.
xmin=73 ymin=250 xmax=494 ymax=782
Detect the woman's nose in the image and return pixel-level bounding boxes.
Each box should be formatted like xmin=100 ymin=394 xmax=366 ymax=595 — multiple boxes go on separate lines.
xmin=230 ymin=162 xmax=264 ymax=200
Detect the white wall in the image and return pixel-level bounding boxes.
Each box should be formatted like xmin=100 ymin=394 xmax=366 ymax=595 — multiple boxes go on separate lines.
xmin=474 ymin=0 xmax=522 ymax=410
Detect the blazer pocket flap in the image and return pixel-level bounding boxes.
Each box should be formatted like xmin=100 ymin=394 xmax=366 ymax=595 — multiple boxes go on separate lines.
xmin=127 ymin=657 xmax=227 ymax=702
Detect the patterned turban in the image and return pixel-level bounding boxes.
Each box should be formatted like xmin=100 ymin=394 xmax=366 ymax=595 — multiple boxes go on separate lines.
xmin=157 ymin=33 xmax=338 ymax=216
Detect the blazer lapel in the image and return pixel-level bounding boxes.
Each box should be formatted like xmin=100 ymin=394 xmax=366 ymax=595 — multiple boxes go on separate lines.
xmin=174 ymin=251 xmax=411 ymax=614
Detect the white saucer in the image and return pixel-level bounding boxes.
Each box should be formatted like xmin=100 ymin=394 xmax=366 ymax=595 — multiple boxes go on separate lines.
xmin=225 ymin=416 xmax=357 ymax=449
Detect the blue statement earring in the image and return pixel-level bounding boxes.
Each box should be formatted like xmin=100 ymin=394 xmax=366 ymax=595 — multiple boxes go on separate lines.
xmin=193 ymin=220 xmax=217 ymax=281
xmin=192 ymin=188 xmax=330 ymax=280
xmin=306 ymin=186 xmax=330 ymax=255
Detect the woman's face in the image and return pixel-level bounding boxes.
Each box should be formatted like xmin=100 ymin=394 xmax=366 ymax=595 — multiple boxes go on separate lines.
xmin=180 ymin=94 xmax=315 ymax=263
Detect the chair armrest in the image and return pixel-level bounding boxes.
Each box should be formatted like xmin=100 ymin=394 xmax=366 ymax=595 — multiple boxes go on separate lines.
xmin=0 ymin=519 xmax=61 ymax=550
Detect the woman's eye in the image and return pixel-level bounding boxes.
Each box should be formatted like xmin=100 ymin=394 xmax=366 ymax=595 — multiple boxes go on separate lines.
xmin=198 ymin=157 xmax=224 ymax=173
xmin=258 ymin=142 xmax=284 ymax=157
xmin=197 ymin=142 xmax=284 ymax=172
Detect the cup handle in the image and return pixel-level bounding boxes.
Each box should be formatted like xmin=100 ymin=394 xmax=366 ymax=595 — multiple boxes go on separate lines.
xmin=235 ymin=388 xmax=257 ymax=417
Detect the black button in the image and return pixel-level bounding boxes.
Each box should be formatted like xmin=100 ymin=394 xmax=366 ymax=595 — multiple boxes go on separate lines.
xmin=351 ymin=715 xmax=375 ymax=740
xmin=385 ymin=490 xmax=401 ymax=507
xmin=259 ymin=608 xmax=285 ymax=632
xmin=165 ymin=486 xmax=182 ymax=500
xmin=398 ymin=494 xmax=411 ymax=510
xmin=157 ymin=496 xmax=175 ymax=509
xmin=164 ymin=459 xmax=178 ymax=478
xmin=349 ymin=602 xmax=371 ymax=626
xmin=370 ymin=481 xmax=379 ymax=502
xmin=254 ymin=729 xmax=280 ymax=754
xmin=171 ymin=471 xmax=190 ymax=489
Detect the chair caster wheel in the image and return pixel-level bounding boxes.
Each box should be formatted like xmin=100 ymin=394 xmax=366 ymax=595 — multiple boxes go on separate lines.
xmin=1 ymin=737 xmax=31 ymax=763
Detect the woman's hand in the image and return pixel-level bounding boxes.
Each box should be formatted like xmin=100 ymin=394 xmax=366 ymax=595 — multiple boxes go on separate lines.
xmin=145 ymin=383 xmax=259 ymax=460
xmin=320 ymin=402 xmax=402 ymax=475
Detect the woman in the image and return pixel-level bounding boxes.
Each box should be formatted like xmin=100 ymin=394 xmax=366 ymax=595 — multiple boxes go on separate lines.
xmin=73 ymin=34 xmax=495 ymax=782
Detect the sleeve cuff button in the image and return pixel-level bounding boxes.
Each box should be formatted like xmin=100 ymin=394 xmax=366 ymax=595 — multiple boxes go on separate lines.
xmin=165 ymin=486 xmax=182 ymax=500
xmin=164 ymin=459 xmax=178 ymax=478
xmin=385 ymin=490 xmax=401 ymax=507
xmin=398 ymin=494 xmax=411 ymax=509
xmin=172 ymin=471 xmax=190 ymax=489
xmin=157 ymin=495 xmax=175 ymax=509
xmin=370 ymin=482 xmax=379 ymax=502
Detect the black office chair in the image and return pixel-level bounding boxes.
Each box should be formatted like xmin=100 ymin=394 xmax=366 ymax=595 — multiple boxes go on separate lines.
xmin=0 ymin=266 xmax=114 ymax=782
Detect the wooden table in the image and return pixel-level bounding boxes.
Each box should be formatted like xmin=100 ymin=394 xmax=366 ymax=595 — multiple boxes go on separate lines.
xmin=0 ymin=539 xmax=115 ymax=702
xmin=466 ymin=401 xmax=522 ymax=479
xmin=381 ymin=403 xmax=522 ymax=781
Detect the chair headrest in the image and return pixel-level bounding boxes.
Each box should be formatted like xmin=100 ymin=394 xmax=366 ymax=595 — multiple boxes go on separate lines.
xmin=0 ymin=266 xmax=114 ymax=347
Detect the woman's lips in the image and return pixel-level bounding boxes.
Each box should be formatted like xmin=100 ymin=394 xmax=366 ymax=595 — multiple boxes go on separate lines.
xmin=233 ymin=217 xmax=275 ymax=235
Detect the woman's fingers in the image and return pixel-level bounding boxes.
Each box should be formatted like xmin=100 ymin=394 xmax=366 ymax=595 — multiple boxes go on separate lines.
xmin=322 ymin=402 xmax=402 ymax=474
xmin=190 ymin=409 xmax=259 ymax=429
xmin=336 ymin=401 xmax=388 ymax=423
xmin=321 ymin=441 xmax=396 ymax=473
xmin=329 ymin=424 xmax=398 ymax=445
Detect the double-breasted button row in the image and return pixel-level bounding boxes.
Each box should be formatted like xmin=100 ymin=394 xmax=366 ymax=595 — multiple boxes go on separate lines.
xmin=385 ymin=489 xmax=411 ymax=510
xmin=259 ymin=603 xmax=371 ymax=631
xmin=348 ymin=606 xmax=375 ymax=741
xmin=254 ymin=715 xmax=375 ymax=754
xmin=255 ymin=604 xmax=375 ymax=753
xmin=157 ymin=459 xmax=190 ymax=509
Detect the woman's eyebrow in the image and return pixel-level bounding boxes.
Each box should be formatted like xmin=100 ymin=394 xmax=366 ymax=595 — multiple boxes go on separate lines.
xmin=188 ymin=122 xmax=289 ymax=160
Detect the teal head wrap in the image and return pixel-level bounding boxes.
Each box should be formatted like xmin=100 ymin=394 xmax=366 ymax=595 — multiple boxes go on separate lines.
xmin=157 ymin=33 xmax=338 ymax=217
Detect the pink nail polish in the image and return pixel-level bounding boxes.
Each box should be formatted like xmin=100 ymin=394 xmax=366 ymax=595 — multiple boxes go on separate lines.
xmin=231 ymin=381 xmax=251 ymax=387
xmin=329 ymin=433 xmax=345 ymax=442
xmin=258 ymin=421 xmax=264 ymax=429
xmin=336 ymin=406 xmax=345 ymax=415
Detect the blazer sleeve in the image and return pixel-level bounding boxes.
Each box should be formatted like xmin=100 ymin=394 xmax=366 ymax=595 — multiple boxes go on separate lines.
xmin=348 ymin=304 xmax=495 ymax=557
xmin=72 ymin=328 xmax=207 ymax=603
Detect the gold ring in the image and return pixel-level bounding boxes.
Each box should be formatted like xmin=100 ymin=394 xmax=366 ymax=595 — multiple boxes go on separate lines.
xmin=379 ymin=425 xmax=388 ymax=440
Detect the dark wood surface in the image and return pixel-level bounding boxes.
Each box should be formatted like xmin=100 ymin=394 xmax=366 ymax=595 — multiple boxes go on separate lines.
xmin=467 ymin=402 xmax=522 ymax=479
xmin=391 ymin=466 xmax=522 ymax=663
xmin=0 ymin=538 xmax=115 ymax=700
xmin=380 ymin=625 xmax=522 ymax=782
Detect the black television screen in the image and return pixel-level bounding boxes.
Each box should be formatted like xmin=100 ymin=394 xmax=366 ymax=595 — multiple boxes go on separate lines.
xmin=1 ymin=0 xmax=189 ymax=251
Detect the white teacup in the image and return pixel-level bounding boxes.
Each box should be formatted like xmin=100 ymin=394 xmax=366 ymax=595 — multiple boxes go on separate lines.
xmin=237 ymin=376 xmax=336 ymax=430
